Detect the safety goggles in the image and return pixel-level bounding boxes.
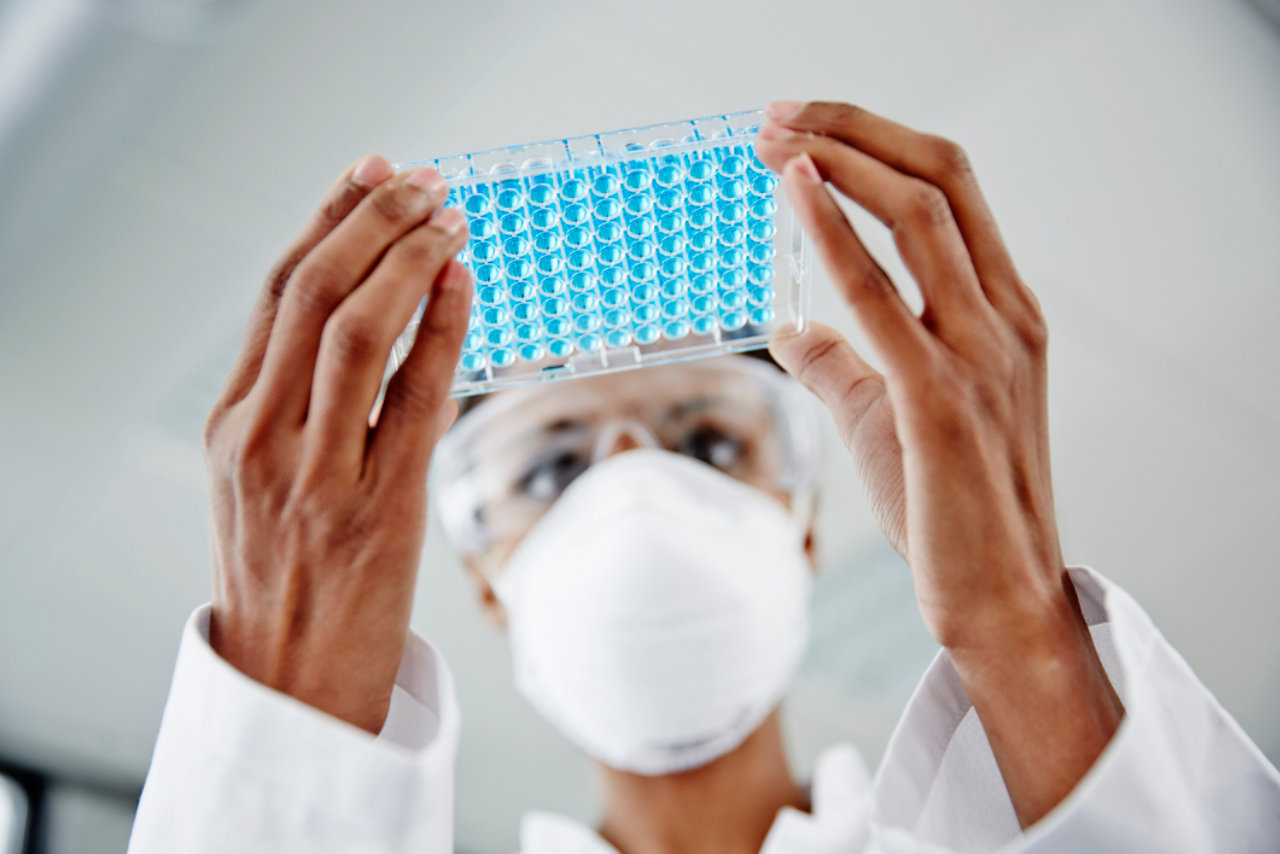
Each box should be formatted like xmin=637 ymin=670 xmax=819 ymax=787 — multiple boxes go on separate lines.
xmin=432 ymin=355 xmax=823 ymax=557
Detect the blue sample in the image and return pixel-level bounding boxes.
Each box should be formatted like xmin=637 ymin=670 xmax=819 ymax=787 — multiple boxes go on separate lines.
xmin=395 ymin=110 xmax=807 ymax=395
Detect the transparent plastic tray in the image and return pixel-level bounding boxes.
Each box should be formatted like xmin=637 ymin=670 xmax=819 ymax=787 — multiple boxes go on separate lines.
xmin=392 ymin=108 xmax=812 ymax=397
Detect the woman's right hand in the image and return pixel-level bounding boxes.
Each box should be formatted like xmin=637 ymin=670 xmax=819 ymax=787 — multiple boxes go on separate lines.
xmin=201 ymin=155 xmax=472 ymax=734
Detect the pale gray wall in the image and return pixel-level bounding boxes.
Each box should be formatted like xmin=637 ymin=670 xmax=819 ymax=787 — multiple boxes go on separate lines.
xmin=2 ymin=1 xmax=1278 ymax=851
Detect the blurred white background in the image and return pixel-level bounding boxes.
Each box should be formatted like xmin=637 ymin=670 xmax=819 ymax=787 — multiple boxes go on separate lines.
xmin=1 ymin=0 xmax=1278 ymax=851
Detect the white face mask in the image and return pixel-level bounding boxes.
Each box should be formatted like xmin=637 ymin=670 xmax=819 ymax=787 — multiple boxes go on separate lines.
xmin=492 ymin=449 xmax=813 ymax=776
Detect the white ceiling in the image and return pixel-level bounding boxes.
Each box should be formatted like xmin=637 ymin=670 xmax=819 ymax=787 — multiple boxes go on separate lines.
xmin=1 ymin=1 xmax=1278 ymax=851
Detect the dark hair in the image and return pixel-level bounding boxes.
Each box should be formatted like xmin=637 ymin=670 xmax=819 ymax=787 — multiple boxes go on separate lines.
xmin=454 ymin=347 xmax=782 ymax=420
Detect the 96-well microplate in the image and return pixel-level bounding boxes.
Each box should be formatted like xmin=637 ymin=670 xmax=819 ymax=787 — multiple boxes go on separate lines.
xmin=391 ymin=109 xmax=812 ymax=397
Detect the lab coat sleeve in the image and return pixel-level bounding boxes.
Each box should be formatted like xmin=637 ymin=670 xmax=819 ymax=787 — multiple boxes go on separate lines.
xmin=128 ymin=605 xmax=460 ymax=854
xmin=869 ymin=566 xmax=1280 ymax=854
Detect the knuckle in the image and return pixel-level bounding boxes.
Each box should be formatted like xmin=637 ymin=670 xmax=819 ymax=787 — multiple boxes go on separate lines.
xmin=836 ymin=257 xmax=894 ymax=303
xmin=264 ymin=257 xmax=300 ymax=302
xmin=927 ymin=136 xmax=973 ymax=182
xmin=324 ymin=313 xmax=382 ymax=363
xmin=860 ymin=263 xmax=896 ymax=298
xmin=417 ymin=307 xmax=458 ymax=343
xmin=384 ymin=377 xmax=440 ymax=419
xmin=317 ymin=181 xmax=364 ymax=227
xmin=369 ymin=183 xmax=422 ymax=226
xmin=1019 ymin=311 xmax=1049 ymax=355
xmin=836 ymin=370 xmax=885 ymax=418
xmin=903 ymin=182 xmax=952 ymax=228
xmin=202 ymin=406 xmax=226 ymax=455
xmin=228 ymin=415 xmax=277 ymax=482
xmin=812 ymin=101 xmax=864 ymax=129
xmin=1008 ymin=283 xmax=1048 ymax=353
xmin=796 ymin=335 xmax=840 ymax=379
xmin=418 ymin=307 xmax=455 ymax=340
xmin=391 ymin=229 xmax=445 ymax=271
xmin=317 ymin=194 xmax=350 ymax=230
xmin=290 ymin=258 xmax=348 ymax=317
xmin=420 ymin=297 xmax=469 ymax=344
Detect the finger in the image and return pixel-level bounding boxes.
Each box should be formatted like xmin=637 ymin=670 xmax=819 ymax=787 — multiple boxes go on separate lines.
xmin=306 ymin=208 xmax=470 ymax=466
xmin=213 ymin=155 xmax=393 ymax=416
xmin=765 ymin=100 xmax=1035 ymax=320
xmin=770 ymin=322 xmax=887 ymax=452
xmin=779 ymin=153 xmax=933 ymax=375
xmin=758 ymin=125 xmax=998 ymax=349
xmin=431 ymin=396 xmax=462 ymax=447
xmin=369 ymin=259 xmax=473 ymax=480
xmin=251 ymin=165 xmax=453 ymax=423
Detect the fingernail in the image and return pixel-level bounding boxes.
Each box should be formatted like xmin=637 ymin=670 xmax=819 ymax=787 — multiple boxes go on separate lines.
xmin=766 ymin=100 xmax=804 ymax=121
xmin=791 ymin=153 xmax=822 ymax=184
xmin=757 ymin=122 xmax=795 ymax=141
xmin=352 ymin=155 xmax=392 ymax=187
xmin=432 ymin=206 xmax=468 ymax=237
xmin=406 ymin=166 xmax=449 ymax=196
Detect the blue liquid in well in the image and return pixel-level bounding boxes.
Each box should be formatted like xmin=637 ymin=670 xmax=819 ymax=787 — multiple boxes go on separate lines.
xmin=447 ymin=135 xmax=778 ymax=371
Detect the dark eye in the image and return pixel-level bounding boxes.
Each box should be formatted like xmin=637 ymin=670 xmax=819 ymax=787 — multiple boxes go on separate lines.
xmin=679 ymin=425 xmax=743 ymax=471
xmin=517 ymin=449 xmax=590 ymax=501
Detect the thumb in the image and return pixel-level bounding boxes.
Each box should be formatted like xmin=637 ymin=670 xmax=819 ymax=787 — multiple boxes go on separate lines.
xmin=770 ymin=323 xmax=886 ymax=450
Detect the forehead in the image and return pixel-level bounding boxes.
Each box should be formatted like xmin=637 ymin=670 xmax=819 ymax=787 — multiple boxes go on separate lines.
xmin=458 ymin=356 xmax=772 ymax=429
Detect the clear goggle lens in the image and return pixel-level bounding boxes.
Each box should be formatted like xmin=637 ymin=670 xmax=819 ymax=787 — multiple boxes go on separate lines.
xmin=432 ymin=355 xmax=822 ymax=557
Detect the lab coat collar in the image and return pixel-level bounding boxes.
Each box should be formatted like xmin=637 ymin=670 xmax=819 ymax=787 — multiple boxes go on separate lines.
xmin=518 ymin=742 xmax=872 ymax=853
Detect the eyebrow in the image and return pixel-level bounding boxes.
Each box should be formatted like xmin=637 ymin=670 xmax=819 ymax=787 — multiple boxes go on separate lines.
xmin=662 ymin=395 xmax=726 ymax=421
xmin=512 ymin=417 xmax=590 ymax=444
xmin=500 ymin=390 xmax=736 ymax=447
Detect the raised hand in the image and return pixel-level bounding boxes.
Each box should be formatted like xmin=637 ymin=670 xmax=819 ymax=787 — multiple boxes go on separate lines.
xmin=756 ymin=101 xmax=1122 ymax=827
xmin=202 ymin=156 xmax=472 ymax=733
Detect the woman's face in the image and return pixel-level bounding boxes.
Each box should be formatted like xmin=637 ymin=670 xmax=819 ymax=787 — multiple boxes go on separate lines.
xmin=434 ymin=355 xmax=818 ymax=623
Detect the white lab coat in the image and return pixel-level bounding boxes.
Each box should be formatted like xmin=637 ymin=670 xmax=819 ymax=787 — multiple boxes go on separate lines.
xmin=128 ymin=567 xmax=1280 ymax=853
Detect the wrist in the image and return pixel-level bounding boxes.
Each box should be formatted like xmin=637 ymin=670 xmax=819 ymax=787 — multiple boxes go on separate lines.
xmin=943 ymin=569 xmax=1125 ymax=827
xmin=944 ymin=568 xmax=1087 ymax=671
xmin=209 ymin=603 xmax=400 ymax=735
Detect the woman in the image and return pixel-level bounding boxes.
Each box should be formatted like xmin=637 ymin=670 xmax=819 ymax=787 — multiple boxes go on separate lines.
xmin=129 ymin=101 xmax=1280 ymax=852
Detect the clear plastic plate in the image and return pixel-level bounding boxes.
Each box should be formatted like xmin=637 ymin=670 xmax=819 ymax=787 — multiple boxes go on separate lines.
xmin=392 ymin=108 xmax=812 ymax=398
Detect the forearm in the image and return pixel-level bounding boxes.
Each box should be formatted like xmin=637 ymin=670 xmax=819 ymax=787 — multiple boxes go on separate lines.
xmin=131 ymin=606 xmax=462 ymax=853
xmin=948 ymin=571 xmax=1124 ymax=827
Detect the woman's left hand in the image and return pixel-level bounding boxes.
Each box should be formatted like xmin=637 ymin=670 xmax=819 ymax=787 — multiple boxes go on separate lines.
xmin=755 ymin=101 xmax=1123 ymax=828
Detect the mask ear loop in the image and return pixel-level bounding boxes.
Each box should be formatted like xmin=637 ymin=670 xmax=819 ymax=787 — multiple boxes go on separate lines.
xmin=790 ymin=488 xmax=816 ymax=531
xmin=788 ymin=488 xmax=819 ymax=567
xmin=479 ymin=549 xmax=514 ymax=607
